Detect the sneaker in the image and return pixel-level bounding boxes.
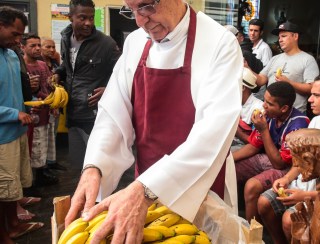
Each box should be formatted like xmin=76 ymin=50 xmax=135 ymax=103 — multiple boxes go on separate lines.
xmin=35 ymin=168 xmax=59 ymax=186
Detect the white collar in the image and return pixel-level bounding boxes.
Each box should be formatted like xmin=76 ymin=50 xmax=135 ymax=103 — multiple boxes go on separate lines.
xmin=253 ymin=39 xmax=263 ymax=50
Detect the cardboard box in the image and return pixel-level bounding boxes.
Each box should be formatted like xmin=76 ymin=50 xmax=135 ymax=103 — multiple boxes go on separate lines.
xmin=51 ymin=195 xmax=70 ymax=244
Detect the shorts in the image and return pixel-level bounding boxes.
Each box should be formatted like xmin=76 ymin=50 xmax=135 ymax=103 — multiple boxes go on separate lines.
xmin=236 ymin=153 xmax=290 ymax=190
xmin=0 ymin=133 xmax=32 ymax=201
xmin=30 ymin=125 xmax=48 ymax=168
xmin=262 ymin=188 xmax=297 ymax=216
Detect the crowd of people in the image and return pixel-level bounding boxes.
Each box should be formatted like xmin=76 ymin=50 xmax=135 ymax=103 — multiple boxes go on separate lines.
xmin=1 ymin=0 xmax=320 ymax=243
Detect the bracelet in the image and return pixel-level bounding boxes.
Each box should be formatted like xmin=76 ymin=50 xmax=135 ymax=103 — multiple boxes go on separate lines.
xmin=81 ymin=164 xmax=102 ymax=177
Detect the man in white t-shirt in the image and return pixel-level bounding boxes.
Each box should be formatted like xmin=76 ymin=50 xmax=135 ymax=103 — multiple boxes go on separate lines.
xmin=255 ymin=21 xmax=319 ymax=114
xmin=249 ymin=18 xmax=272 ymax=67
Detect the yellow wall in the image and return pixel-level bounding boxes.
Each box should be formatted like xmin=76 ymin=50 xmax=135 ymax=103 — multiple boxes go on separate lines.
xmin=37 ymin=0 xmax=204 ymax=38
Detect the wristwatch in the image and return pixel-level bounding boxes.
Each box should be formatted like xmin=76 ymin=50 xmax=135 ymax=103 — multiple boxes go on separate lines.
xmin=142 ymin=184 xmax=158 ymax=201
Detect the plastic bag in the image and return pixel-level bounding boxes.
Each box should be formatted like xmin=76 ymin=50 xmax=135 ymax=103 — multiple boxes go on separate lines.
xmin=194 ymin=191 xmax=264 ymax=244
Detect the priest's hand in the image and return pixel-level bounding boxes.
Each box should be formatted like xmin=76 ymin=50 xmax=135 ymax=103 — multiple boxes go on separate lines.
xmin=82 ymin=180 xmax=152 ymax=244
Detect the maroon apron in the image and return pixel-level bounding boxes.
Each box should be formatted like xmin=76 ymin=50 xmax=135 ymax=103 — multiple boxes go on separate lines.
xmin=131 ymin=8 xmax=226 ymax=199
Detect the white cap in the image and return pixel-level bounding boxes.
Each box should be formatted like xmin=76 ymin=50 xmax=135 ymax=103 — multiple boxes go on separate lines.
xmin=242 ymin=67 xmax=257 ymax=89
xmin=224 ymin=25 xmax=239 ymax=35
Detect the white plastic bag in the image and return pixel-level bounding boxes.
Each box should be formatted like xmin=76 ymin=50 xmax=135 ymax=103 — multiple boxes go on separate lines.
xmin=194 ymin=191 xmax=264 ymax=244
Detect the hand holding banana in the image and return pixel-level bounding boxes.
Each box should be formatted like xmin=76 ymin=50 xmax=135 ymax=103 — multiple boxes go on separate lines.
xmin=58 ymin=204 xmax=211 ymax=244
xmin=24 ymin=83 xmax=68 ymax=109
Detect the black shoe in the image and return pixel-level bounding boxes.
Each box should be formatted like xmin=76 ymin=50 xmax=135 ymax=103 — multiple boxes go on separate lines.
xmin=35 ymin=168 xmax=59 ymax=186
xmin=47 ymin=162 xmax=67 ymax=171
xmin=23 ymin=186 xmax=43 ymax=197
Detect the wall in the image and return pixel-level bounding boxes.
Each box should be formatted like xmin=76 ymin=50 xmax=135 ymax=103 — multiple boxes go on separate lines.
xmin=37 ymin=0 xmax=204 ymax=38
xmin=260 ymin=0 xmax=320 ymax=56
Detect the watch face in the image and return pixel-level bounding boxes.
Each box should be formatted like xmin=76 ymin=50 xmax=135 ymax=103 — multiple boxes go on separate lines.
xmin=144 ymin=186 xmax=158 ymax=200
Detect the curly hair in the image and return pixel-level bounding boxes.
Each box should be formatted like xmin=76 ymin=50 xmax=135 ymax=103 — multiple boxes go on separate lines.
xmin=0 ymin=6 xmax=28 ymax=27
xmin=69 ymin=0 xmax=95 ymax=15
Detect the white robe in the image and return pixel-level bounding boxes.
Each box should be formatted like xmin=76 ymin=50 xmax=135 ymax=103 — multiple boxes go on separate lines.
xmin=84 ymin=9 xmax=243 ymax=221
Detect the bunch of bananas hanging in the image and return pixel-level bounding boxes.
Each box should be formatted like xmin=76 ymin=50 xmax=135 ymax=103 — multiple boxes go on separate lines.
xmin=24 ymin=83 xmax=68 ymax=109
xmin=58 ymin=204 xmax=211 ymax=244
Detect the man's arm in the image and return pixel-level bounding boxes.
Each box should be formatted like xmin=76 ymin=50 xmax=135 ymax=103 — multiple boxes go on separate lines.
xmin=232 ymin=143 xmax=260 ymax=162
xmin=252 ymin=114 xmax=288 ymax=169
xmin=275 ymin=75 xmax=312 ymax=96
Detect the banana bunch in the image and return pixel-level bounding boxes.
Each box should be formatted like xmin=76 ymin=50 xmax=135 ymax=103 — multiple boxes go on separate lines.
xmin=58 ymin=205 xmax=211 ymax=244
xmin=24 ymin=84 xmax=68 ymax=109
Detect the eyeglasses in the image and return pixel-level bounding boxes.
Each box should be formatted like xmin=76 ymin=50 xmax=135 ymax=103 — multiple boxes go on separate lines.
xmin=119 ymin=0 xmax=160 ymax=20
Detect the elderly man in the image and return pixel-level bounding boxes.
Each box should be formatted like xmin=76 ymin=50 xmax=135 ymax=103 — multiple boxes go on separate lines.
xmin=255 ymin=20 xmax=319 ymax=114
xmin=65 ymin=0 xmax=243 ymax=243
xmin=0 ymin=6 xmax=43 ymax=244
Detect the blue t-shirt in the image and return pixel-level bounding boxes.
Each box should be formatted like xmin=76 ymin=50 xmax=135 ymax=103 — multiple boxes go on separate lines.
xmin=249 ymin=108 xmax=310 ymax=163
xmin=0 ymin=48 xmax=27 ymax=144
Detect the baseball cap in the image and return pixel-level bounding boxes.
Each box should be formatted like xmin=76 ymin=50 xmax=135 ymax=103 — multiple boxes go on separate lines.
xmin=224 ymin=25 xmax=239 ymax=35
xmin=271 ymin=21 xmax=301 ymax=35
xmin=242 ymin=67 xmax=257 ymax=89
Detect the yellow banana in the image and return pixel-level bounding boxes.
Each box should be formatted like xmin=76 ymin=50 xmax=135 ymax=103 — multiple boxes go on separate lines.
xmin=276 ymin=68 xmax=282 ymax=76
xmin=85 ymin=219 xmax=106 ymax=244
xmin=142 ymin=228 xmax=163 ymax=243
xmin=65 ymin=231 xmax=89 ymax=244
xmin=197 ymin=230 xmax=211 ymax=240
xmin=175 ymin=218 xmax=192 ymax=225
xmin=148 ymin=213 xmax=181 ymax=228
xmin=161 ymin=240 xmax=184 ymax=244
xmin=58 ymin=221 xmax=88 ymax=244
xmin=169 ymin=224 xmax=199 ymax=235
xmin=154 ymin=205 xmax=174 ymax=215
xmin=24 ymin=100 xmax=45 ymax=107
xmin=43 ymin=92 xmax=55 ymax=105
xmin=194 ymin=235 xmax=211 ymax=244
xmin=277 ymin=187 xmax=288 ymax=197
xmin=60 ymin=88 xmax=69 ymax=107
xmin=51 ymin=86 xmax=62 ymax=109
xmin=145 ymin=210 xmax=163 ymax=225
xmin=148 ymin=203 xmax=158 ymax=211
xmin=164 ymin=235 xmax=196 ymax=244
xmin=84 ymin=212 xmax=108 ymax=232
xmin=89 ymin=217 xmax=105 ymax=234
xmin=147 ymin=226 xmax=175 ymax=238
xmin=58 ymin=87 xmax=66 ymax=108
